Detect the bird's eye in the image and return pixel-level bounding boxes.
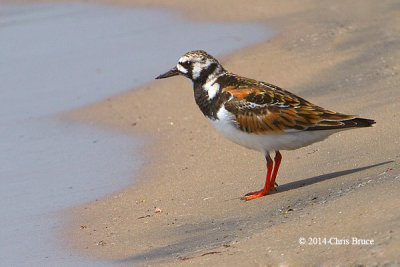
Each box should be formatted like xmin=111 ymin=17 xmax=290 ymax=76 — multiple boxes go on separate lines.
xmin=180 ymin=61 xmax=190 ymax=68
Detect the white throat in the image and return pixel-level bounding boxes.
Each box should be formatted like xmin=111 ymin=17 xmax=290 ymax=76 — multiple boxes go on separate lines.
xmin=202 ymin=64 xmax=224 ymax=99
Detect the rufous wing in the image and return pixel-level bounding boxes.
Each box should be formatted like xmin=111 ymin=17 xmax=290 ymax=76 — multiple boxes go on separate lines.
xmin=223 ymin=86 xmax=359 ymax=134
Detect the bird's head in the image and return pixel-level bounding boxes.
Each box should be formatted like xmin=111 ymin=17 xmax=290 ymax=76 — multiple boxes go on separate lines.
xmin=156 ymin=50 xmax=225 ymax=83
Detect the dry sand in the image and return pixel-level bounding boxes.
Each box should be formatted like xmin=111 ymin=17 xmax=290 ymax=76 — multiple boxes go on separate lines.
xmin=17 ymin=0 xmax=400 ymax=265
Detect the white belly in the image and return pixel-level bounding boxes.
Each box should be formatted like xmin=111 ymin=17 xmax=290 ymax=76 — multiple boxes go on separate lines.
xmin=209 ymin=107 xmax=340 ymax=153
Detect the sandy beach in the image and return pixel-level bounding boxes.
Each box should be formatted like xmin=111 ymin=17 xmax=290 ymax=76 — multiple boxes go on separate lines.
xmin=13 ymin=0 xmax=398 ymax=265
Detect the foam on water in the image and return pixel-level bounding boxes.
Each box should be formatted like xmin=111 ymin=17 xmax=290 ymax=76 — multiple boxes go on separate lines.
xmin=0 ymin=2 xmax=274 ymax=265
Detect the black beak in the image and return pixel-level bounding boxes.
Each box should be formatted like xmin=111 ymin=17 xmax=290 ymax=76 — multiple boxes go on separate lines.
xmin=155 ymin=66 xmax=180 ymax=79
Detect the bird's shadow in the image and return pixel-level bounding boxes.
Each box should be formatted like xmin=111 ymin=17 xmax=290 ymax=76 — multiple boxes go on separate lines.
xmin=272 ymin=160 xmax=393 ymax=194
xmin=115 ymin=161 xmax=392 ymax=265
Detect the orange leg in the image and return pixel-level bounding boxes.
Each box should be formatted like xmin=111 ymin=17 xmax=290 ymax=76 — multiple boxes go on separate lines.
xmin=242 ymin=153 xmax=273 ymax=200
xmin=270 ymin=151 xmax=282 ymax=190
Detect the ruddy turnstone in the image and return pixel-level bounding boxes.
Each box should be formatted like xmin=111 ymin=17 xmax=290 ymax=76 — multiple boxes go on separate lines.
xmin=156 ymin=50 xmax=375 ymax=200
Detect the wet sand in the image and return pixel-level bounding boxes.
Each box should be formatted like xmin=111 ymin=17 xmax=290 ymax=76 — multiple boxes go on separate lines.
xmin=21 ymin=0 xmax=400 ymax=265
xmin=1 ymin=2 xmax=275 ymax=265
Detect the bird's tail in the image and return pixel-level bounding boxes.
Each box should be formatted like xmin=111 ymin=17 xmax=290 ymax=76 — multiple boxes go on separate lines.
xmin=345 ymin=118 xmax=376 ymax=128
xmin=306 ymin=117 xmax=375 ymax=131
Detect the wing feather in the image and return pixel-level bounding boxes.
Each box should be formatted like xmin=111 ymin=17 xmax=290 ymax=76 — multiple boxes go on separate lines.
xmin=223 ymin=82 xmax=357 ymax=134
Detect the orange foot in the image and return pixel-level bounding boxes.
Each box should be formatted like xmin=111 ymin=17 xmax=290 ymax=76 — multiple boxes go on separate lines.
xmin=241 ymin=189 xmax=269 ymax=201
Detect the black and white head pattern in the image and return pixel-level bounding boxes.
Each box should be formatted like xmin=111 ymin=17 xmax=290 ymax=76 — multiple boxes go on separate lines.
xmin=176 ymin=50 xmax=224 ymax=83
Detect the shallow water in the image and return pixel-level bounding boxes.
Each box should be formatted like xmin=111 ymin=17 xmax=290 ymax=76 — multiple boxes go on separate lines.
xmin=0 ymin=2 xmax=274 ymax=266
